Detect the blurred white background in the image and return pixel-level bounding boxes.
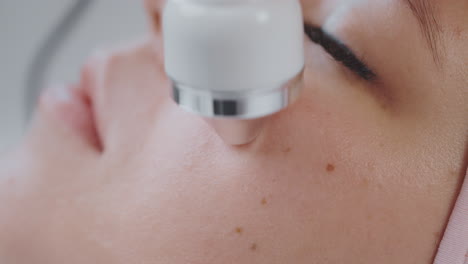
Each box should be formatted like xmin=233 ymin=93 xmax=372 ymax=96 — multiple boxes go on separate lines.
xmin=0 ymin=0 xmax=147 ymax=154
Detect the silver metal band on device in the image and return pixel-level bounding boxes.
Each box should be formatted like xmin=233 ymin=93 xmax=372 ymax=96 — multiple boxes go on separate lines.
xmin=172 ymin=70 xmax=304 ymax=120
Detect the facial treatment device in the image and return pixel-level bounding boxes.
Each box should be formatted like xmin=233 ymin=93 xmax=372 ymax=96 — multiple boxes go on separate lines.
xmin=163 ymin=0 xmax=305 ymax=145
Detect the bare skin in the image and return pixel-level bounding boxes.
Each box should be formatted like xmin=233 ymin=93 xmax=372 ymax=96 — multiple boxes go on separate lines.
xmin=0 ymin=0 xmax=467 ymax=263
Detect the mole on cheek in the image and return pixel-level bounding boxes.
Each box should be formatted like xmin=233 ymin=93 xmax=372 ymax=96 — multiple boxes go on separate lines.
xmin=361 ymin=178 xmax=369 ymax=188
xmin=261 ymin=198 xmax=267 ymax=205
xmin=454 ymin=26 xmax=463 ymax=38
xmin=250 ymin=243 xmax=258 ymax=251
xmin=235 ymin=227 xmax=243 ymax=235
xmin=326 ymin=163 xmax=335 ymax=172
xmin=282 ymin=147 xmax=292 ymax=154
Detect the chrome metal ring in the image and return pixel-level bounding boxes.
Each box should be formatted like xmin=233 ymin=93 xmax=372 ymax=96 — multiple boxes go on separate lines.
xmin=172 ymin=70 xmax=304 ymax=120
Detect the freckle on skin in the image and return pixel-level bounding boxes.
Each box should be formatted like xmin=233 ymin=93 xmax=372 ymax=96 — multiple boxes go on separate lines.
xmin=361 ymin=178 xmax=369 ymax=187
xmin=326 ymin=164 xmax=335 ymax=172
xmin=235 ymin=227 xmax=243 ymax=235
xmin=261 ymin=198 xmax=267 ymax=205
xmin=282 ymin=147 xmax=292 ymax=153
xmin=250 ymin=243 xmax=257 ymax=251
xmin=454 ymin=26 xmax=462 ymax=38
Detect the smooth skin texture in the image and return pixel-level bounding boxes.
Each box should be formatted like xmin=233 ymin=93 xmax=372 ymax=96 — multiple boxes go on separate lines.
xmin=1 ymin=0 xmax=467 ymax=263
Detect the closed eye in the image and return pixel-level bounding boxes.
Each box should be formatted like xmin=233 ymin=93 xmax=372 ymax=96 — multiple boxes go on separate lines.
xmin=304 ymin=24 xmax=377 ymax=82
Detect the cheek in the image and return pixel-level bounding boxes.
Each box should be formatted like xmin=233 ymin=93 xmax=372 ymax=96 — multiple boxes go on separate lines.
xmin=72 ymin=77 xmax=450 ymax=262
xmin=91 ymin=102 xmax=435 ymax=263
xmin=256 ymin=69 xmax=388 ymax=183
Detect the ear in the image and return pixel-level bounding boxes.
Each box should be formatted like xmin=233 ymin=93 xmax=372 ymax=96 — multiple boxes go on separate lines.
xmin=145 ymin=0 xmax=166 ymax=34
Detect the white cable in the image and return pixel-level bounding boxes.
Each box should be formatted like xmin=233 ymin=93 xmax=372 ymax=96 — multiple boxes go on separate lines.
xmin=25 ymin=0 xmax=94 ymax=122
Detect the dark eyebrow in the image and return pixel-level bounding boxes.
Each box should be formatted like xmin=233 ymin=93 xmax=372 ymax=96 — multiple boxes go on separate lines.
xmin=402 ymin=0 xmax=443 ymax=66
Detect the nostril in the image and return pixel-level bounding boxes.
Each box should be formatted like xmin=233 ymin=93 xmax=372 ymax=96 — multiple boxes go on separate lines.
xmin=77 ymin=57 xmax=109 ymax=152
xmin=38 ymin=84 xmax=103 ymax=152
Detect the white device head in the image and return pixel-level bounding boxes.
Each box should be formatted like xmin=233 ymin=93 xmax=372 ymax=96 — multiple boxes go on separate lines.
xmin=163 ymin=0 xmax=304 ymax=144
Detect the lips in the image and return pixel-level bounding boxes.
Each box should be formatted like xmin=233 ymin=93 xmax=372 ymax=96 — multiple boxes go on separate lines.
xmin=38 ymin=61 xmax=103 ymax=152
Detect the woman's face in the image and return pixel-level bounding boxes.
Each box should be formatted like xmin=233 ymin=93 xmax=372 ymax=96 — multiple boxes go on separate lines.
xmin=1 ymin=0 xmax=467 ymax=263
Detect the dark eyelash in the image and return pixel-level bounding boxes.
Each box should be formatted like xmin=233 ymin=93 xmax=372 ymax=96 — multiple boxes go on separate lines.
xmin=304 ymin=24 xmax=377 ymax=81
